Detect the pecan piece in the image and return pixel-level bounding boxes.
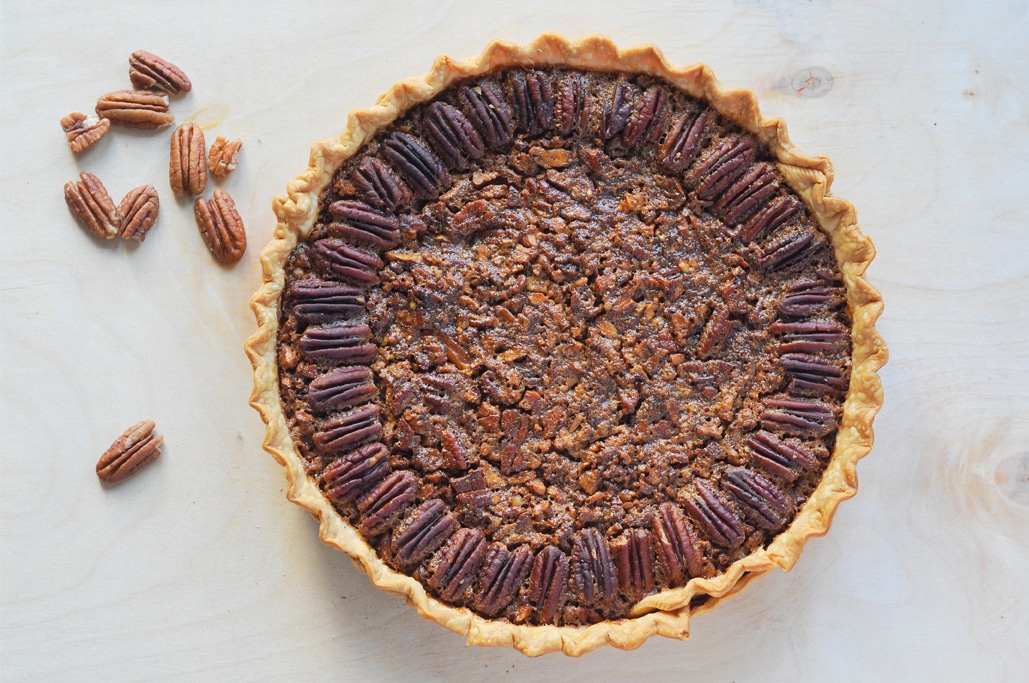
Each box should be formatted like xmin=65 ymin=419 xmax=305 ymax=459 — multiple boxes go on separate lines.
xmin=742 ymin=195 xmax=804 ymax=242
xmin=745 ymin=430 xmax=818 ymax=482
xmin=714 ymin=163 xmax=779 ymax=223
xmin=381 ymin=133 xmax=450 ymax=200
xmin=351 ymin=156 xmax=411 ymax=212
xmin=760 ymin=396 xmax=837 ymax=436
xmin=308 ymin=366 xmax=376 ymax=412
xmin=724 ymin=468 xmax=793 ymax=531
xmin=311 ymin=239 xmax=382 ymax=286
xmin=290 ymin=280 xmax=366 ymax=323
xmin=778 ymin=278 xmax=845 ymax=317
xmin=571 ymin=527 xmax=617 ymax=607
xmin=602 ymin=81 xmax=635 ymax=140
xmin=207 ymin=136 xmax=242 ymax=178
xmin=451 ymin=468 xmax=487 ymax=494
xmin=117 ymin=184 xmax=159 ymax=242
xmin=499 ymin=409 xmax=530 ymax=475
xmin=460 ymin=81 xmax=513 ymax=148
xmin=423 ymin=102 xmax=485 ymax=171
xmin=696 ymin=303 xmax=734 ymax=360
xmin=682 ymin=479 xmax=744 ymax=548
xmin=328 ymin=200 xmax=401 ymax=249
xmin=622 ymin=85 xmax=670 ymax=148
xmin=652 ymin=502 xmax=706 ymax=583
xmin=757 ymin=229 xmax=818 ymax=270
xmin=659 ymin=109 xmax=708 ymax=173
xmin=96 ymin=420 xmax=163 ymax=483
xmin=299 ymin=323 xmax=376 ymax=363
xmin=312 ymin=405 xmax=382 ymax=454
xmin=770 ymin=319 xmax=848 ymax=354
xmin=357 ymin=470 xmax=418 ymax=536
xmin=129 ymin=50 xmax=192 ymax=94
xmin=611 ymin=528 xmax=655 ymax=601
xmin=60 ymin=112 xmax=110 ymax=154
xmin=323 ymin=442 xmax=390 ymax=505
xmin=64 ymin=171 xmax=120 ymax=239
xmin=429 ymin=528 xmax=487 ymax=603
xmin=392 ymin=499 xmax=458 ymax=566
xmin=554 ymin=73 xmax=587 ymax=136
xmin=781 ymin=353 xmax=848 ymax=396
xmin=693 ymin=135 xmax=757 ymax=200
xmin=475 ymin=543 xmax=534 ymax=617
xmin=95 ymin=89 xmax=173 ymax=129
xmin=510 ymin=71 xmax=554 ymax=137
xmin=170 ymin=123 xmax=207 ymax=197
xmin=194 ymin=189 xmax=246 ymax=263
xmin=528 ymin=545 xmax=568 ymax=623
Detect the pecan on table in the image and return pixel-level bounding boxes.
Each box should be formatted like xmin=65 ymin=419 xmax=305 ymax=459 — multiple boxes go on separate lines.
xmin=129 ymin=50 xmax=192 ymax=95
xmin=95 ymin=89 xmax=173 ymax=129
xmin=117 ymin=184 xmax=159 ymax=242
xmin=96 ymin=420 xmax=163 ymax=484
xmin=207 ymin=136 xmax=242 ymax=178
xmin=60 ymin=112 xmax=110 ymax=154
xmin=193 ymin=189 xmax=246 ymax=263
xmin=64 ymin=171 xmax=120 ymax=239
xmin=170 ymin=123 xmax=207 ymax=197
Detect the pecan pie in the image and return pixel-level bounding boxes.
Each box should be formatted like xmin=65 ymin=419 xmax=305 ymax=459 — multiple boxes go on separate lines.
xmin=246 ymin=35 xmax=886 ymax=656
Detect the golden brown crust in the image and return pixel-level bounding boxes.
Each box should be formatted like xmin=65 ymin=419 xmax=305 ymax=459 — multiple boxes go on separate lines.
xmin=245 ymin=33 xmax=887 ymax=657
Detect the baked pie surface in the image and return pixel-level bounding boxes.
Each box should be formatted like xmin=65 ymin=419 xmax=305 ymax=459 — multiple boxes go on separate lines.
xmin=246 ymin=34 xmax=886 ymax=656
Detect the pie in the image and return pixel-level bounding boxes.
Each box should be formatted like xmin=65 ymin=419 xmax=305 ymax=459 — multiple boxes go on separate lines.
xmin=246 ymin=34 xmax=887 ymax=656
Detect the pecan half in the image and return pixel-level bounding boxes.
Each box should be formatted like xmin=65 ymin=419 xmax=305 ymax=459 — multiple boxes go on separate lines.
xmin=714 ymin=163 xmax=779 ymax=223
xmin=571 ymin=527 xmax=617 ymax=607
xmin=460 ymin=81 xmax=513 ymax=148
xmin=129 ymin=50 xmax=192 ymax=94
xmin=312 ymin=405 xmax=382 ymax=454
xmin=290 ymin=280 xmax=366 ymax=323
xmin=745 ymin=430 xmax=818 ymax=482
xmin=602 ymin=81 xmax=635 ymax=140
xmin=381 ymin=133 xmax=450 ymax=200
xmin=423 ymin=102 xmax=485 ymax=171
xmin=528 ymin=545 xmax=568 ymax=623
xmin=96 ymin=420 xmax=163 ymax=483
xmin=658 ymin=109 xmax=708 ymax=174
xmin=351 ymin=156 xmax=411 ymax=212
xmin=299 ymin=323 xmax=376 ymax=363
xmin=510 ymin=71 xmax=554 ymax=137
xmin=554 ymin=73 xmax=587 ymax=136
xmin=770 ymin=319 xmax=848 ymax=354
xmin=693 ymin=135 xmax=757 ymax=200
xmin=429 ymin=528 xmax=487 ymax=603
xmin=777 ymin=277 xmax=845 ymax=317
xmin=652 ymin=502 xmax=706 ymax=583
xmin=60 ymin=112 xmax=110 ymax=154
xmin=170 ymin=123 xmax=207 ymax=197
xmin=622 ymin=85 xmax=670 ymax=149
xmin=696 ymin=303 xmax=734 ymax=360
xmin=757 ymin=229 xmax=818 ymax=270
xmin=207 ymin=136 xmax=242 ymax=178
xmin=723 ymin=468 xmax=793 ymax=531
xmin=760 ymin=396 xmax=837 ymax=436
xmin=392 ymin=499 xmax=459 ymax=566
xmin=781 ymin=353 xmax=848 ymax=395
xmin=328 ymin=200 xmax=401 ymax=249
xmin=96 ymin=89 xmax=173 ymax=129
xmin=742 ymin=195 xmax=803 ymax=242
xmin=64 ymin=172 xmax=120 ymax=239
xmin=611 ymin=528 xmax=655 ymax=601
xmin=194 ymin=189 xmax=246 ymax=263
xmin=682 ymin=479 xmax=744 ymax=548
xmin=311 ymin=239 xmax=382 ymax=286
xmin=357 ymin=470 xmax=418 ymax=536
xmin=323 ymin=442 xmax=391 ymax=505
xmin=475 ymin=543 xmax=534 ymax=616
xmin=117 ymin=184 xmax=159 ymax=242
xmin=308 ymin=366 xmax=376 ymax=412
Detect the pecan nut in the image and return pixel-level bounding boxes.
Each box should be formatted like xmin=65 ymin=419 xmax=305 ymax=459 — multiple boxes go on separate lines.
xmin=381 ymin=133 xmax=450 ymax=200
xmin=602 ymin=81 xmax=635 ymax=140
xmin=392 ymin=499 xmax=458 ymax=566
xmin=571 ymin=527 xmax=617 ymax=607
xmin=357 ymin=470 xmax=418 ymax=536
xmin=528 ymin=545 xmax=568 ymax=623
xmin=659 ymin=109 xmax=708 ymax=174
xmin=781 ymin=353 xmax=848 ymax=396
xmin=299 ymin=323 xmax=376 ymax=363
xmin=117 ymin=184 xmax=159 ymax=242
xmin=322 ymin=442 xmax=391 ymax=505
xmin=742 ymin=195 xmax=803 ymax=242
xmin=745 ymin=430 xmax=818 ymax=482
xmin=696 ymin=303 xmax=734 ymax=360
xmin=652 ymin=502 xmax=706 ymax=583
xmin=311 ymin=239 xmax=382 ymax=286
xmin=760 ymin=396 xmax=837 ymax=436
xmin=475 ymin=543 xmax=534 ymax=617
xmin=312 ymin=405 xmax=382 ymax=454
xmin=424 ymin=102 xmax=485 ymax=171
xmin=96 ymin=420 xmax=163 ymax=483
xmin=194 ymin=189 xmax=246 ymax=263
xmin=206 ymin=136 xmax=242 ymax=178
xmin=770 ymin=319 xmax=848 ymax=354
xmin=460 ymin=81 xmax=513 ymax=148
xmin=129 ymin=50 xmax=192 ymax=95
xmin=610 ymin=528 xmax=655 ymax=600
xmin=715 ymin=163 xmax=780 ymax=225
xmin=351 ymin=156 xmax=411 ymax=212
xmin=693 ymin=135 xmax=758 ymax=200
xmin=757 ymin=228 xmax=818 ymax=271
xmin=510 ymin=71 xmax=554 ymax=137
xmin=777 ymin=277 xmax=845 ymax=317
xmin=64 ymin=171 xmax=120 ymax=239
xmin=622 ymin=85 xmax=670 ymax=149
xmin=60 ymin=112 xmax=110 ymax=154
xmin=723 ymin=468 xmax=793 ymax=531
xmin=429 ymin=528 xmax=487 ymax=603
xmin=328 ymin=200 xmax=401 ymax=249
xmin=95 ymin=89 xmax=173 ymax=129
xmin=170 ymin=123 xmax=207 ymax=197
xmin=308 ymin=366 xmax=377 ymax=412
xmin=290 ymin=280 xmax=366 ymax=323
xmin=681 ymin=479 xmax=744 ymax=548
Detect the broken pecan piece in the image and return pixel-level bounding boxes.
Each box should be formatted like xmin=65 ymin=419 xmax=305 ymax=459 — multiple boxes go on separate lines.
xmin=207 ymin=136 xmax=242 ymax=178
xmin=96 ymin=89 xmax=173 ymax=129
xmin=170 ymin=123 xmax=207 ymax=197
xmin=611 ymin=528 xmax=655 ymax=601
xmin=460 ymin=81 xmax=513 ymax=148
xmin=423 ymin=102 xmax=485 ymax=171
xmin=313 ymin=405 xmax=382 ymax=454
xmin=475 ymin=543 xmax=534 ymax=616
xmin=682 ymin=479 xmax=744 ymax=548
xmin=64 ymin=171 xmax=121 ymax=240
xmin=129 ymin=50 xmax=192 ymax=94
xmin=528 ymin=545 xmax=568 ymax=623
xmin=290 ymin=280 xmax=366 ymax=323
xmin=323 ymin=442 xmax=391 ymax=505
xmin=658 ymin=109 xmax=708 ymax=173
xmin=328 ymin=200 xmax=401 ymax=249
xmin=429 ymin=528 xmax=487 ymax=603
xmin=723 ymin=468 xmax=793 ymax=531
xmin=194 ymin=189 xmax=246 ymax=263
xmin=696 ymin=303 xmax=734 ymax=360
xmin=299 ymin=323 xmax=376 ymax=363
xmin=117 ymin=184 xmax=159 ymax=242
xmin=745 ymin=430 xmax=818 ymax=482
xmin=308 ymin=366 xmax=377 ymax=412
xmin=392 ymin=499 xmax=459 ymax=566
xmin=60 ymin=112 xmax=110 ymax=154
xmin=351 ymin=156 xmax=411 ymax=212
xmin=571 ymin=527 xmax=617 ymax=607
xmin=652 ymin=502 xmax=706 ymax=583
xmin=357 ymin=470 xmax=418 ymax=536
xmin=96 ymin=420 xmax=163 ymax=484
xmin=311 ymin=239 xmax=382 ymax=286
xmin=382 ymin=133 xmax=450 ymax=200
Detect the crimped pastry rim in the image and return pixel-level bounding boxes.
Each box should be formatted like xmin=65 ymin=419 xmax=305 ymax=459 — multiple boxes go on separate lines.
xmin=244 ymin=33 xmax=888 ymax=657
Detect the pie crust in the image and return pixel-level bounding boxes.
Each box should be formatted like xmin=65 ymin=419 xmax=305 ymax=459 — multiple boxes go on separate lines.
xmin=245 ymin=34 xmax=887 ymax=656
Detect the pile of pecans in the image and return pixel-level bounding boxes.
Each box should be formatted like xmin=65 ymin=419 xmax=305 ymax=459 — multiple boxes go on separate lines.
xmin=62 ymin=50 xmax=247 ymax=263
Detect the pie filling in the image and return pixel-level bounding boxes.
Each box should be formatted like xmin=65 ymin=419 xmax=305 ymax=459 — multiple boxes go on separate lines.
xmin=275 ymin=68 xmax=852 ymax=627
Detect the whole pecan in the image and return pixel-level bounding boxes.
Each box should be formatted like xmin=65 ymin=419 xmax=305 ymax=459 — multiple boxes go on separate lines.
xmin=117 ymin=184 xmax=159 ymax=242
xmin=290 ymin=280 xmax=366 ymax=323
xmin=96 ymin=420 xmax=163 ymax=484
xmin=299 ymin=323 xmax=376 ymax=363
xmin=423 ymin=102 xmax=485 ymax=171
xmin=129 ymin=50 xmax=192 ymax=94
xmin=745 ymin=430 xmax=818 ymax=482
xmin=322 ymin=442 xmax=391 ymax=505
xmin=528 ymin=545 xmax=568 ymax=623
xmin=351 ymin=156 xmax=411 ymax=212
xmin=194 ymin=189 xmax=246 ymax=263
xmin=357 ymin=470 xmax=418 ymax=536
xmin=696 ymin=303 xmax=734 ymax=360
xmin=429 ymin=528 xmax=487 ymax=603
xmin=207 ymin=136 xmax=242 ymax=178
xmin=60 ymin=112 xmax=110 ymax=154
xmin=328 ymin=200 xmax=401 ymax=249
xmin=170 ymin=123 xmax=207 ymax=197
xmin=475 ymin=543 xmax=534 ymax=617
xmin=308 ymin=366 xmax=377 ymax=412
xmin=760 ymin=396 xmax=837 ymax=436
xmin=96 ymin=89 xmax=173 ymax=129
xmin=312 ymin=405 xmax=382 ymax=454
xmin=610 ymin=528 xmax=655 ymax=600
xmin=681 ymin=479 xmax=744 ymax=548
xmin=658 ymin=109 xmax=708 ymax=174
xmin=460 ymin=81 xmax=513 ymax=148
xmin=311 ymin=239 xmax=382 ymax=286
xmin=381 ymin=132 xmax=450 ymax=200
xmin=64 ymin=171 xmax=120 ymax=239
xmin=392 ymin=499 xmax=458 ymax=566
xmin=723 ymin=468 xmax=793 ymax=531
xmin=571 ymin=527 xmax=617 ymax=607
xmin=652 ymin=502 xmax=706 ymax=583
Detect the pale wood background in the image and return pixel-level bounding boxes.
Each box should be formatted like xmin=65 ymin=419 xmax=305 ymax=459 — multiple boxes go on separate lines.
xmin=2 ymin=1 xmax=1027 ymax=680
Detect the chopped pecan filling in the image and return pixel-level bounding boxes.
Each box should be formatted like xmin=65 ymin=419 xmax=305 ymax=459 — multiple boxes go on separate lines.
xmin=276 ymin=68 xmax=852 ymax=626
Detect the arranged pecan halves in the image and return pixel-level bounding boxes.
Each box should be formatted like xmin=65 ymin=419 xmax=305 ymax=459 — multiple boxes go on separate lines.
xmin=528 ymin=545 xmax=568 ymax=623
xmin=194 ymin=189 xmax=246 ymax=263
xmin=714 ymin=163 xmax=780 ymax=224
xmin=602 ymin=81 xmax=636 ymax=140
xmin=611 ymin=528 xmax=655 ymax=601
xmin=757 ymin=228 xmax=819 ymax=271
xmin=681 ymin=479 xmax=744 ymax=548
xmin=290 ymin=280 xmax=366 ymax=324
xmin=658 ymin=109 xmax=708 ymax=173
xmin=770 ymin=319 xmax=848 ymax=354
xmin=64 ymin=171 xmax=121 ymax=239
xmin=723 ymin=468 xmax=793 ymax=531
xmin=745 ymin=430 xmax=819 ymax=482
xmin=429 ymin=527 xmax=487 ymax=603
xmin=60 ymin=112 xmax=110 ymax=154
xmin=312 ymin=405 xmax=382 ymax=454
xmin=475 ymin=543 xmax=534 ymax=617
xmin=207 ymin=136 xmax=242 ymax=178
xmin=328 ymin=200 xmax=401 ymax=249
xmin=460 ymin=81 xmax=513 ymax=148
xmin=308 ymin=366 xmax=377 ymax=412
xmin=351 ymin=156 xmax=411 ymax=212
xmin=322 ymin=442 xmax=391 ymax=505
xmin=760 ymin=396 xmax=837 ymax=436
xmin=571 ymin=527 xmax=617 ymax=607
xmin=781 ymin=353 xmax=848 ymax=396
xmin=311 ymin=239 xmax=382 ymax=286
xmin=423 ymin=102 xmax=485 ymax=171
xmin=622 ymin=85 xmax=670 ymax=149
xmin=742 ymin=195 xmax=804 ymax=242
xmin=777 ymin=277 xmax=846 ymax=317
xmin=652 ymin=502 xmax=706 ymax=583
xmin=510 ymin=71 xmax=554 ymax=137
xmin=96 ymin=419 xmax=163 ymax=484
xmin=299 ymin=323 xmax=376 ymax=363
xmin=129 ymin=50 xmax=192 ymax=95
xmin=392 ymin=499 xmax=459 ymax=566
xmin=554 ymin=73 xmax=588 ymax=137
xmin=117 ymin=184 xmax=159 ymax=242
xmin=381 ymin=132 xmax=450 ymax=200
xmin=356 ymin=470 xmax=418 ymax=536
xmin=692 ymin=135 xmax=758 ymax=201
xmin=96 ymin=90 xmax=173 ymax=129
xmin=170 ymin=122 xmax=207 ymax=197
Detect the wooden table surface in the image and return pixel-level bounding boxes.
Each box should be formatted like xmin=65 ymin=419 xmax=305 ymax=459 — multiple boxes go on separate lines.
xmin=2 ymin=1 xmax=1027 ymax=680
